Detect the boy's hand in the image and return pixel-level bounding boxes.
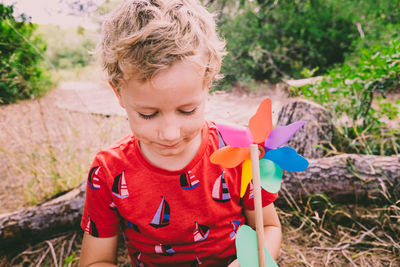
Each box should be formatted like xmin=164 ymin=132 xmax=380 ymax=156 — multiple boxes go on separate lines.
xmin=227 ymin=259 xmax=240 ymax=267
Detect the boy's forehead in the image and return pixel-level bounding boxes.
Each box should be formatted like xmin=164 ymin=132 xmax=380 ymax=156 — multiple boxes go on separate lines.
xmin=123 ymin=58 xmax=207 ymax=88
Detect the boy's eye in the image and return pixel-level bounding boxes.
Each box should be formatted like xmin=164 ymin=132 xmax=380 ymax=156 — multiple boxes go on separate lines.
xmin=179 ymin=108 xmax=197 ymax=115
xmin=138 ymin=112 xmax=158 ymax=120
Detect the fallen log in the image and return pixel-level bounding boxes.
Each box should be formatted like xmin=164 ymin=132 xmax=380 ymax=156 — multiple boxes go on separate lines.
xmin=0 ymin=183 xmax=86 ymax=252
xmin=277 ymin=154 xmax=400 ymax=205
xmin=1 ymin=154 xmax=399 ymax=249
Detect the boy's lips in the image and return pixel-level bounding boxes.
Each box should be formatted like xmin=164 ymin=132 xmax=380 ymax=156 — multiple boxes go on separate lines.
xmin=157 ymin=142 xmax=180 ymax=148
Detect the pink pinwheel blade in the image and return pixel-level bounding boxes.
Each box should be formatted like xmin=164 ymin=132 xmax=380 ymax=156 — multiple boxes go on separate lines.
xmin=265 ymin=121 xmax=306 ymax=149
xmin=216 ymin=123 xmax=253 ymax=148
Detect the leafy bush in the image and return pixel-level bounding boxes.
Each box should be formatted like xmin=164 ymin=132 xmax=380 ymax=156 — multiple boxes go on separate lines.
xmin=215 ymin=0 xmax=400 ymax=89
xmin=37 ymin=25 xmax=97 ymax=70
xmin=293 ymin=39 xmax=400 ymax=155
xmin=218 ymin=0 xmax=358 ymax=87
xmin=0 ymin=4 xmax=52 ymax=104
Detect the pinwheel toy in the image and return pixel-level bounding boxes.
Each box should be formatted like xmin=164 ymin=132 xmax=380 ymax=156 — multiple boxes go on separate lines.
xmin=210 ymin=98 xmax=309 ymax=267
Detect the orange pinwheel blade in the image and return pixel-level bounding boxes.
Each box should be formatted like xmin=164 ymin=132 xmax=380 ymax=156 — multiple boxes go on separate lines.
xmin=248 ymin=98 xmax=273 ymax=143
xmin=210 ymin=146 xmax=250 ymax=168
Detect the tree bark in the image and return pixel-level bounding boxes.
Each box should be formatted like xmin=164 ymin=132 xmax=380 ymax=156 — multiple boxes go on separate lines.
xmin=277 ymin=98 xmax=334 ymax=159
xmin=277 ymin=154 xmax=400 ymax=205
xmin=0 ymin=183 xmax=85 ymax=252
xmin=1 ymin=154 xmax=399 ymax=248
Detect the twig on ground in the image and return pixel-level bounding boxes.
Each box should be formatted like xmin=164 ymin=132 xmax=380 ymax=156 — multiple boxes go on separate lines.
xmin=46 ymin=240 xmax=59 ymax=267
xmin=35 ymin=247 xmax=50 ymax=267
xmin=341 ymin=250 xmax=357 ymax=267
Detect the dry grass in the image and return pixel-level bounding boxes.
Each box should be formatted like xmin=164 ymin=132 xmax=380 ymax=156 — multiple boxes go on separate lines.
xmin=0 ymin=89 xmax=130 ymax=213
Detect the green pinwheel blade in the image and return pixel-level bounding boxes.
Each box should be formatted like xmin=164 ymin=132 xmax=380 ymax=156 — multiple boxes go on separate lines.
xmin=236 ymin=225 xmax=278 ymax=267
xmin=259 ymin=158 xmax=283 ymax=193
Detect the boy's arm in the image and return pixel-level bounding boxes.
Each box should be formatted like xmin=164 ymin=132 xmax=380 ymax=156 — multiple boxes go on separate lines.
xmin=228 ymin=203 xmax=282 ymax=267
xmin=244 ymin=203 xmax=282 ymax=259
xmin=79 ymin=233 xmax=118 ymax=267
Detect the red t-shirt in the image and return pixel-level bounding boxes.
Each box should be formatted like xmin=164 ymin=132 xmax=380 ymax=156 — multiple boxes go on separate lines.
xmin=81 ymin=121 xmax=277 ymax=266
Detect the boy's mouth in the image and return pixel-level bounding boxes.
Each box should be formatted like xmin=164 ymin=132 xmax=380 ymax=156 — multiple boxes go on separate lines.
xmin=157 ymin=142 xmax=180 ymax=148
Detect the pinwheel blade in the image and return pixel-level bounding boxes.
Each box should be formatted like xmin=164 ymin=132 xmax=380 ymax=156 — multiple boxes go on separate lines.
xmin=265 ymin=146 xmax=309 ymax=172
xmin=215 ymin=123 xmax=253 ymax=148
xmin=210 ymin=146 xmax=250 ymax=168
xmin=236 ymin=225 xmax=278 ymax=267
xmin=240 ymin=159 xmax=253 ymax=197
xmin=265 ymin=121 xmax=306 ymax=149
xmin=259 ymin=159 xmax=283 ymax=193
xmin=248 ymin=98 xmax=273 ymax=144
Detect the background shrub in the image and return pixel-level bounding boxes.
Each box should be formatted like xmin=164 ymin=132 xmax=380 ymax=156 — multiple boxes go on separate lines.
xmin=218 ymin=0 xmax=358 ymax=87
xmin=37 ymin=25 xmax=97 ymax=70
xmin=216 ymin=0 xmax=400 ymax=88
xmin=0 ymin=4 xmax=52 ymax=104
xmin=293 ymin=39 xmax=400 ymax=155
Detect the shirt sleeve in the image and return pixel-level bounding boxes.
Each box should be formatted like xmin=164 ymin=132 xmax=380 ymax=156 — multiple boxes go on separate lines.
xmin=80 ymin=157 xmax=120 ymax=237
xmin=241 ymin=181 xmax=278 ymax=210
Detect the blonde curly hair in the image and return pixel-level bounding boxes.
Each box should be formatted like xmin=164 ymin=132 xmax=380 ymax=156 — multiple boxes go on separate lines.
xmin=100 ymin=0 xmax=226 ymax=89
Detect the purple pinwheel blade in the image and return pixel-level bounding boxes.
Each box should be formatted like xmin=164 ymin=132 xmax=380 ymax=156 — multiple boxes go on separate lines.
xmin=259 ymin=158 xmax=283 ymax=193
xmin=215 ymin=123 xmax=253 ymax=148
xmin=265 ymin=146 xmax=309 ymax=172
xmin=265 ymin=121 xmax=306 ymax=149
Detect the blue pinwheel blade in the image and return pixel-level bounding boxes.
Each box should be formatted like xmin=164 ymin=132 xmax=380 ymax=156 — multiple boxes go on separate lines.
xmin=259 ymin=159 xmax=283 ymax=193
xmin=265 ymin=146 xmax=309 ymax=172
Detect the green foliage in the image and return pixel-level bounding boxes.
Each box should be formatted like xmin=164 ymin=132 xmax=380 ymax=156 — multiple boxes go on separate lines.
xmin=218 ymin=0 xmax=358 ymax=87
xmin=215 ymin=0 xmax=400 ymax=89
xmin=0 ymin=4 xmax=52 ymax=104
xmin=293 ymin=40 xmax=400 ymax=155
xmin=37 ymin=25 xmax=97 ymax=70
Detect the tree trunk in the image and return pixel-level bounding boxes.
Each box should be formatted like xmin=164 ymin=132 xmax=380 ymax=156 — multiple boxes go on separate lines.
xmin=277 ymin=99 xmax=334 ymax=159
xmin=277 ymin=154 xmax=400 ymax=205
xmin=1 ymin=154 xmax=399 ymax=248
xmin=0 ymin=183 xmax=85 ymax=252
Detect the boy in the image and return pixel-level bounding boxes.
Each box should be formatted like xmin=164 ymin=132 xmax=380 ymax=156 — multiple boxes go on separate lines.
xmin=79 ymin=0 xmax=281 ymax=266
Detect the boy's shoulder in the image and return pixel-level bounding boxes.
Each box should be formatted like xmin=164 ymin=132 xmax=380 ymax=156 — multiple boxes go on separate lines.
xmin=94 ymin=134 xmax=136 ymax=163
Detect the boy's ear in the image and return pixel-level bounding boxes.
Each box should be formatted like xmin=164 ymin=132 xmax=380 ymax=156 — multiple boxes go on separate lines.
xmin=109 ymin=81 xmax=126 ymax=109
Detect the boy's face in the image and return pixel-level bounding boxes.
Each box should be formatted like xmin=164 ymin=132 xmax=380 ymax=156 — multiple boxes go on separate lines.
xmin=113 ymin=60 xmax=208 ymax=165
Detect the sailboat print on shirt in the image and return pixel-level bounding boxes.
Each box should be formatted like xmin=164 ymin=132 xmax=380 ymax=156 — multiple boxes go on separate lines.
xmin=112 ymin=171 xmax=129 ymax=199
xmin=193 ymin=221 xmax=210 ymax=242
xmin=212 ymin=172 xmax=231 ymax=202
xmin=248 ymin=181 xmax=254 ymax=200
xmin=85 ymin=216 xmax=99 ymax=237
xmin=149 ymin=196 xmax=170 ymax=228
xmin=217 ymin=129 xmax=226 ymax=149
xmin=133 ymin=252 xmax=144 ymax=267
xmin=127 ymin=221 xmax=140 ymax=232
xmin=88 ymin=166 xmax=101 ymax=190
xmin=108 ymin=202 xmax=117 ymax=211
xmin=180 ymin=170 xmax=200 ymax=189
xmin=190 ymin=256 xmax=202 ymax=267
xmin=155 ymin=244 xmax=175 ymax=256
xmin=229 ymin=220 xmax=241 ymax=240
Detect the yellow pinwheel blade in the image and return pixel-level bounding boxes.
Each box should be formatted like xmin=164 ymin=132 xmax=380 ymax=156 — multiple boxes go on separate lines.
xmin=240 ymin=159 xmax=253 ymax=197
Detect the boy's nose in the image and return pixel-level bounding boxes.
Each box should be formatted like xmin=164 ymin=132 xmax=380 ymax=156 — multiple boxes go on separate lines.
xmin=158 ymin=121 xmax=181 ymax=142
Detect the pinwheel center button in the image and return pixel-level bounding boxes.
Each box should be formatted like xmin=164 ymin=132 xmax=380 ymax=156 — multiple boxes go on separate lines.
xmin=257 ymin=144 xmax=265 ymax=159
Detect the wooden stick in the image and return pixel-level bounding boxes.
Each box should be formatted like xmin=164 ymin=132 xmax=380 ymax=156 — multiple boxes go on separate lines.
xmin=250 ymin=144 xmax=266 ymax=267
